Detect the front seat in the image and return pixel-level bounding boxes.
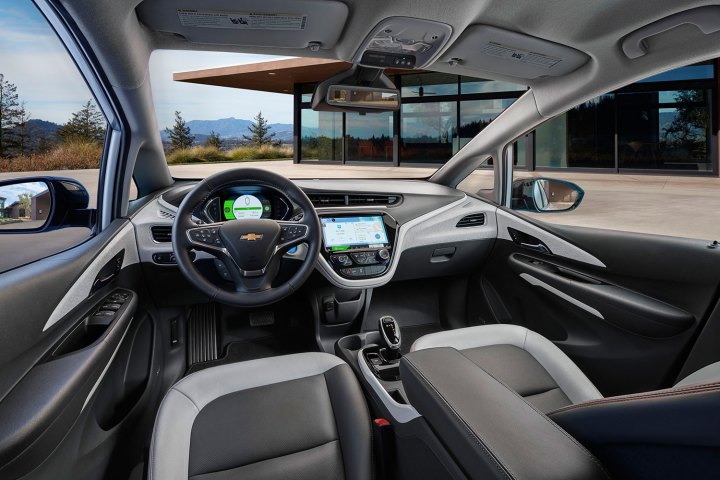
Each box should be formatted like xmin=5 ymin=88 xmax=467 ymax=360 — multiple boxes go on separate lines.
xmin=411 ymin=324 xmax=604 ymax=413
xmin=410 ymin=324 xmax=720 ymax=479
xmin=150 ymin=352 xmax=372 ymax=480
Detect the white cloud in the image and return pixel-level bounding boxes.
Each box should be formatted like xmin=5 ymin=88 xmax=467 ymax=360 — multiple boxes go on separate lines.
xmin=0 ymin=182 xmax=48 ymax=205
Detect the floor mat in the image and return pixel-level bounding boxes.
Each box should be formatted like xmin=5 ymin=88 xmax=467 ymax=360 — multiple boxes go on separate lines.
xmin=186 ymin=334 xmax=317 ymax=374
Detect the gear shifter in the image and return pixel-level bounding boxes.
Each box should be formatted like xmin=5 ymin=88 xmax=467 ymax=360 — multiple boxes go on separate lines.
xmin=378 ymin=315 xmax=401 ymax=361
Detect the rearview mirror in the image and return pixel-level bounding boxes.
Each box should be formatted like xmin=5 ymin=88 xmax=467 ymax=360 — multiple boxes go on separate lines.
xmin=312 ymin=65 xmax=399 ymax=113
xmin=512 ymin=177 xmax=584 ymax=213
xmin=326 ymin=85 xmax=399 ymax=110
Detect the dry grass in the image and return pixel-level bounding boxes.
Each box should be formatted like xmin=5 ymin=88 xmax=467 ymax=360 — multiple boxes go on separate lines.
xmin=0 ymin=143 xmax=293 ymax=172
xmin=166 ymin=145 xmax=292 ymax=165
xmin=0 ymin=141 xmax=103 ymax=172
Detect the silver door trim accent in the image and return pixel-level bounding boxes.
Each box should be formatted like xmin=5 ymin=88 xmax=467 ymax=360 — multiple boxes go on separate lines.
xmin=497 ymin=209 xmax=606 ymax=268
xmin=520 ymin=273 xmax=604 ymax=319
xmin=43 ymin=223 xmax=139 ymax=331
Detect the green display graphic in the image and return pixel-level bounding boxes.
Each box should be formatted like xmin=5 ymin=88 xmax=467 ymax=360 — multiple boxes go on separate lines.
xmin=330 ymin=246 xmax=350 ymax=251
xmin=223 ymin=200 xmax=234 ymax=220
xmin=223 ymin=198 xmax=263 ymax=220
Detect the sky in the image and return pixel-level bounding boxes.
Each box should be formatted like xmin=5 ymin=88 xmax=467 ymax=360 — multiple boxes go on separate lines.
xmin=0 ymin=0 xmax=293 ymax=129
xmin=0 ymin=181 xmax=48 ymax=205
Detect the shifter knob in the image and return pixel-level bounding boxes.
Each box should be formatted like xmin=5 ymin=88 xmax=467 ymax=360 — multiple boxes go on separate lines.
xmin=379 ymin=316 xmax=401 ymax=357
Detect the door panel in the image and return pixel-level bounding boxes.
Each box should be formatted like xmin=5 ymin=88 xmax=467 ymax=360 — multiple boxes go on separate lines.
xmin=0 ymin=219 xmax=160 ymax=479
xmin=478 ymin=210 xmax=720 ymax=396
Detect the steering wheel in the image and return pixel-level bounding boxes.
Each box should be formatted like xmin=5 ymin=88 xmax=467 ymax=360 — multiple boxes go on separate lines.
xmin=171 ymin=168 xmax=321 ymax=307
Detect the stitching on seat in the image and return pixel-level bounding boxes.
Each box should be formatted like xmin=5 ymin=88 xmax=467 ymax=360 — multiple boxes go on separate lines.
xmin=456 ymin=350 xmax=612 ymax=479
xmin=548 ymin=383 xmax=720 ymax=416
xmin=404 ymin=356 xmax=514 ymax=480
xmin=173 ymin=387 xmax=201 ymax=412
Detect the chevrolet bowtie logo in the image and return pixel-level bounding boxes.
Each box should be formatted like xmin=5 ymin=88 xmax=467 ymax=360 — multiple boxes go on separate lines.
xmin=240 ymin=233 xmax=263 ymax=241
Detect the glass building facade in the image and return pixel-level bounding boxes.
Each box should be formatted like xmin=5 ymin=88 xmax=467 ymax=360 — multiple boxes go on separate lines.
xmin=296 ymin=60 xmax=718 ymax=175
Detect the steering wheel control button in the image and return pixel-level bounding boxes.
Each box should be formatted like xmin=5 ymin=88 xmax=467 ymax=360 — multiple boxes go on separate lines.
xmin=189 ymin=227 xmax=222 ymax=247
xmin=280 ymin=224 xmax=307 ymax=243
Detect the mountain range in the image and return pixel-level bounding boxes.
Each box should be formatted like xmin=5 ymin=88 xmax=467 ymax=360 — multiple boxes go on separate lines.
xmin=161 ymin=117 xmax=294 ymax=143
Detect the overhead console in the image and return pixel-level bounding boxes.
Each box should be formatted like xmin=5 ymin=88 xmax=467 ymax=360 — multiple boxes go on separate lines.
xmin=436 ymin=25 xmax=589 ymax=79
xmin=320 ymin=213 xmax=397 ymax=279
xmin=353 ymin=17 xmax=453 ymax=69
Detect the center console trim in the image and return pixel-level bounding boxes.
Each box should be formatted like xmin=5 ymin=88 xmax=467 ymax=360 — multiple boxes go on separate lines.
xmin=358 ymin=347 xmax=420 ymax=423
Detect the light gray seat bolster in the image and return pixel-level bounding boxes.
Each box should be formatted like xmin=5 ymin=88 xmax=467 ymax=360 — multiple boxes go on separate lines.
xmin=675 ymin=360 xmax=720 ymax=388
xmin=411 ymin=324 xmax=603 ymax=404
xmin=149 ymin=352 xmax=345 ymax=480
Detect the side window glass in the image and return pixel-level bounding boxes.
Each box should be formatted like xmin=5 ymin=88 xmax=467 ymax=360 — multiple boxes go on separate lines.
xmin=0 ymin=0 xmax=106 ymax=273
xmin=509 ymin=61 xmax=719 ymax=241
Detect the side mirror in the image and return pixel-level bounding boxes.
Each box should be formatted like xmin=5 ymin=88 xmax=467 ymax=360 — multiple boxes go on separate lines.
xmin=0 ymin=177 xmax=93 ymax=232
xmin=512 ymin=177 xmax=584 ymax=213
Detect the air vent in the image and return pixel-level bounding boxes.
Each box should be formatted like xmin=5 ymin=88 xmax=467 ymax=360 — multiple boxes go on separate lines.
xmin=151 ymin=225 xmax=172 ymax=242
xmin=307 ymin=193 xmax=347 ymax=207
xmin=456 ymin=213 xmax=486 ymax=228
xmin=158 ymin=209 xmax=175 ymax=219
xmin=307 ymin=193 xmax=401 ymax=207
xmin=348 ymin=194 xmax=401 ymax=206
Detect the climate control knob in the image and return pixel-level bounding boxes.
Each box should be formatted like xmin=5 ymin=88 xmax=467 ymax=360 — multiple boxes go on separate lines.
xmin=377 ymin=249 xmax=390 ymax=261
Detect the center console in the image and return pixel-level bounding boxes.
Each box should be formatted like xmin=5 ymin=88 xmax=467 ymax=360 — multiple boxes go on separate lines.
xmin=319 ymin=213 xmax=397 ymax=279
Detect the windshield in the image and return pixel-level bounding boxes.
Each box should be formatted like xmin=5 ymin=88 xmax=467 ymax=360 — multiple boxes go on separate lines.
xmin=149 ymin=50 xmax=524 ymax=180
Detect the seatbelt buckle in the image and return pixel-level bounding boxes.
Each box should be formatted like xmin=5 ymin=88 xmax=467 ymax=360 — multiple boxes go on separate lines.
xmin=372 ymin=418 xmax=395 ymax=479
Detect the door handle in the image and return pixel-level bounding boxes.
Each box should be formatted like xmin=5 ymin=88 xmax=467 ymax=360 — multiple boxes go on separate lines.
xmin=519 ymin=242 xmax=550 ymax=254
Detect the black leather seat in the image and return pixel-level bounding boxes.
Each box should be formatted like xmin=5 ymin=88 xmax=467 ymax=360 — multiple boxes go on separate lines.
xmin=408 ymin=324 xmax=720 ymax=479
xmin=149 ymin=352 xmax=371 ymax=480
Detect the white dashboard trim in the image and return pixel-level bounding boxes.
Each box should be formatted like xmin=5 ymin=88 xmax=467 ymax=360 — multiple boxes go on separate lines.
xmin=314 ymin=196 xmax=472 ymax=288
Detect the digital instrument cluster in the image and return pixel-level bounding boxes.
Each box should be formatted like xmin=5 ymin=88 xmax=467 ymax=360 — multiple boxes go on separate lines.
xmin=200 ymin=186 xmax=294 ymax=223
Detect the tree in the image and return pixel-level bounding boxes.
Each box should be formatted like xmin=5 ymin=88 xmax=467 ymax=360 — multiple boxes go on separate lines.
xmin=204 ymin=130 xmax=223 ymax=149
xmin=242 ymin=111 xmax=279 ymax=147
xmin=56 ymin=100 xmax=106 ymax=144
xmin=0 ymin=73 xmax=22 ymax=157
xmin=17 ymin=192 xmax=31 ymax=218
xmin=15 ymin=104 xmax=32 ymax=156
xmin=661 ymin=90 xmax=711 ymax=160
xmin=165 ymin=110 xmax=194 ymax=151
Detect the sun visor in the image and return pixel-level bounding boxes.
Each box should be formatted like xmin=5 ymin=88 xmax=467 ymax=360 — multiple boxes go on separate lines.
xmin=438 ymin=25 xmax=589 ymax=79
xmin=137 ymin=0 xmax=348 ymax=50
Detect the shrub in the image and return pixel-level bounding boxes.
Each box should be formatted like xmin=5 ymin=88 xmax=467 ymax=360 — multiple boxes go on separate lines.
xmin=227 ymin=145 xmax=292 ymax=161
xmin=166 ymin=146 xmax=227 ymax=165
xmin=0 ymin=140 xmax=102 ymax=172
xmin=166 ymin=145 xmax=292 ymax=164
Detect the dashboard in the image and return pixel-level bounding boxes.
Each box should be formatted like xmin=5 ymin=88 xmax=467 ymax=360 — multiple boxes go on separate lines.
xmin=141 ymin=178 xmax=498 ymax=290
xmin=197 ymin=186 xmax=298 ymax=223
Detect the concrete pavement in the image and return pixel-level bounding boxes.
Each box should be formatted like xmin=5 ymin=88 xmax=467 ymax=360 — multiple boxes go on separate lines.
xmin=2 ymin=161 xmax=719 ymax=240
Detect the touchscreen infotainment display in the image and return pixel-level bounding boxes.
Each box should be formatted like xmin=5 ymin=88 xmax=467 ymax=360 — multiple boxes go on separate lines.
xmin=321 ymin=216 xmax=389 ymax=250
